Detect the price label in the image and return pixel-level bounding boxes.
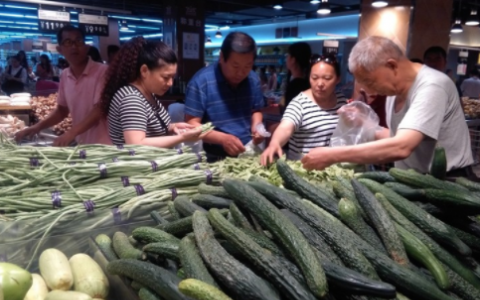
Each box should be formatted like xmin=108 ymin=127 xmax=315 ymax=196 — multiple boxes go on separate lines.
xmin=38 ymin=9 xmax=70 ymax=22
xmin=78 ymin=14 xmax=109 ymax=36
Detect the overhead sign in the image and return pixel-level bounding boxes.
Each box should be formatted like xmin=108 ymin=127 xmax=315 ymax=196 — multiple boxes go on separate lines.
xmin=38 ymin=9 xmax=70 ymax=33
xmin=78 ymin=14 xmax=109 ymax=36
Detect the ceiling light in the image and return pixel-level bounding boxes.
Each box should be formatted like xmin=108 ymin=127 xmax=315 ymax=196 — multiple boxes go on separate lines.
xmin=142 ymin=18 xmax=163 ymax=23
xmin=317 ymin=0 xmax=331 ymax=15
xmin=215 ymin=31 xmax=222 ymax=38
xmin=451 ymin=18 xmax=463 ymax=33
xmin=372 ymin=1 xmax=388 ymax=7
xmin=466 ymin=9 xmax=479 ymax=26
xmin=310 ymin=0 xmax=321 ymax=3
xmin=24 ymin=15 xmax=37 ymax=19
xmin=206 ymin=36 xmax=212 ymax=44
xmin=5 ymin=5 xmax=36 ymax=10
xmin=273 ymin=4 xmax=283 ymax=10
xmin=0 ymin=13 xmax=24 ymax=18
xmin=120 ymin=20 xmax=129 ymax=31
xmin=219 ymin=26 xmax=230 ymax=30
xmin=109 ymin=15 xmax=141 ymax=21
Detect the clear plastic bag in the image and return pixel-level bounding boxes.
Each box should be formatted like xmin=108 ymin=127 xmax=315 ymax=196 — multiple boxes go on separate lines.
xmin=330 ymin=101 xmax=381 ymax=147
xmin=240 ymin=124 xmax=272 ymax=157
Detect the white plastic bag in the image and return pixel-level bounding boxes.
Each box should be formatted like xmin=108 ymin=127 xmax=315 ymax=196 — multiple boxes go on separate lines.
xmin=330 ymin=101 xmax=381 ymax=147
xmin=240 ymin=124 xmax=271 ymax=157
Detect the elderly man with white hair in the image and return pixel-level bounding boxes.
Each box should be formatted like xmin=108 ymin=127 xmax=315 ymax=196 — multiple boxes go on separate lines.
xmin=302 ymin=36 xmax=474 ymax=177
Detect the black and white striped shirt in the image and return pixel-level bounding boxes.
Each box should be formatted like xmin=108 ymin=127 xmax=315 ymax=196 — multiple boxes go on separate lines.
xmin=107 ymin=85 xmax=171 ymax=145
xmin=283 ymin=92 xmax=347 ymax=159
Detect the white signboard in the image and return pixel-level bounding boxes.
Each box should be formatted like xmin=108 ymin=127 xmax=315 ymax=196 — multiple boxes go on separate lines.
xmin=46 ymin=43 xmax=58 ymax=53
xmin=79 ymin=14 xmax=108 ymax=25
xmin=183 ymin=32 xmax=199 ymax=60
xmin=38 ymin=10 xmax=70 ymax=22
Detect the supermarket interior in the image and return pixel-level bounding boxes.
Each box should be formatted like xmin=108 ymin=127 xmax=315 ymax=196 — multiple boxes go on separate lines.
xmin=2 ymin=0 xmax=480 ymax=300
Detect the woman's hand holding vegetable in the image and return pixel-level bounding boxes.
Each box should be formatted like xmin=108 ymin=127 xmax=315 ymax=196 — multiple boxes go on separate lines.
xmin=171 ymin=122 xmax=195 ymax=135
xmin=180 ymin=127 xmax=203 ymax=143
xmin=261 ymin=142 xmax=283 ymax=166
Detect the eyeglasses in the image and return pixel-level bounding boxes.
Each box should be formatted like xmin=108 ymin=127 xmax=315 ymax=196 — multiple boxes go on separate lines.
xmin=310 ymin=54 xmax=337 ymax=66
xmin=60 ymin=39 xmax=85 ymax=47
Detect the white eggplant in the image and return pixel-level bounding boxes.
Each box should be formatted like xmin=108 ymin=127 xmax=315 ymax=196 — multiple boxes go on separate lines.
xmin=39 ymin=249 xmax=73 ymax=291
xmin=69 ymin=254 xmax=109 ymax=299
xmin=23 ymin=274 xmax=48 ymax=300
xmin=45 ymin=290 xmax=92 ymax=300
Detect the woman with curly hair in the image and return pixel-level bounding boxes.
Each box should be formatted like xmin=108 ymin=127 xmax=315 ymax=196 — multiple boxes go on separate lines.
xmin=54 ymin=37 xmax=202 ymax=147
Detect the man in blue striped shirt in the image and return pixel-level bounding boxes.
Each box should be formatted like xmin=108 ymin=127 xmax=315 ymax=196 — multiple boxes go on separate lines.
xmin=185 ymin=32 xmax=265 ymax=162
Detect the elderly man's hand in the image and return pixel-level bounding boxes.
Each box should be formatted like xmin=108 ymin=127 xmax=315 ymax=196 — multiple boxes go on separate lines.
xmin=301 ymin=147 xmax=337 ymax=170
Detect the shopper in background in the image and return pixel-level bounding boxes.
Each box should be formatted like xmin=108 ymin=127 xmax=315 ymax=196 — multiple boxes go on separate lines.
xmin=259 ymin=67 xmax=268 ymax=93
xmin=423 ymin=46 xmax=447 ymax=72
xmin=15 ymin=25 xmax=111 ymax=145
xmin=301 ymin=36 xmax=474 ymax=178
xmin=461 ymin=68 xmax=480 ymax=99
xmin=35 ymin=54 xmax=54 ymax=80
xmin=261 ymin=54 xmax=347 ymax=164
xmin=107 ymin=45 xmax=120 ymax=64
xmin=1 ymin=55 xmax=27 ymax=96
xmin=17 ymin=50 xmax=29 ymax=71
xmin=267 ymin=65 xmax=278 ymax=92
xmin=88 ymin=46 xmax=103 ymax=63
xmin=30 ymin=57 xmax=37 ymax=73
xmin=185 ymin=32 xmax=264 ymax=162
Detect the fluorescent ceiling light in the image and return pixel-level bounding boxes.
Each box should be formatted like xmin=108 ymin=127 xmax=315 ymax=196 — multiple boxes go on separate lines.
xmin=273 ymin=4 xmax=283 ymax=9
xmin=5 ymin=5 xmax=36 ymax=10
xmin=219 ymin=26 xmax=230 ymax=30
xmin=136 ymin=26 xmax=160 ymax=30
xmin=70 ymin=11 xmax=78 ymax=14
xmin=25 ymin=15 xmax=37 ymax=19
xmin=372 ymin=1 xmax=388 ymax=7
xmin=144 ymin=33 xmax=163 ymax=38
xmin=71 ymin=20 xmax=78 ymax=23
xmin=16 ymin=22 xmax=37 ymax=25
xmin=109 ymin=15 xmax=141 ymax=21
xmin=451 ymin=19 xmax=463 ymax=33
xmin=317 ymin=1 xmax=331 ymax=14
xmin=205 ymin=24 xmax=219 ymax=28
xmin=120 ymin=29 xmax=135 ymax=33
xmin=142 ymin=18 xmax=163 ymax=23
xmin=205 ymin=28 xmax=218 ymax=32
xmin=8 ymin=26 xmax=32 ymax=29
xmin=0 ymin=13 xmax=24 ymax=17
xmin=0 ymin=21 xmax=14 ymax=23
xmin=310 ymin=0 xmax=321 ymax=3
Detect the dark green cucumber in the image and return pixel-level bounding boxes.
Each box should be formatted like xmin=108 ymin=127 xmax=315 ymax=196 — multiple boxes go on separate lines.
xmin=281 ymin=209 xmax=344 ymax=265
xmin=229 ymin=203 xmax=254 ymax=231
xmin=423 ymin=188 xmax=480 ymax=210
xmin=178 ymin=278 xmax=232 ymax=300
xmin=192 ymin=194 xmax=232 ymax=209
xmin=132 ymin=281 xmax=144 ymax=290
xmin=156 ymin=210 xmax=229 ymax=238
xmin=447 ymin=224 xmax=480 ymax=252
xmin=332 ymin=176 xmax=367 ymax=219
xmin=178 ymin=235 xmax=218 ymax=287
xmin=389 ymin=168 xmax=468 ymax=192
xmin=167 ymin=201 xmax=181 ymax=221
xmin=356 ymin=171 xmax=396 ymax=183
xmin=197 ymin=183 xmax=230 ymax=197
xmin=430 ymin=147 xmax=447 ymax=180
xmin=107 ymin=259 xmax=189 ymax=300
xmin=177 ymin=268 xmax=186 ymax=279
xmin=240 ymin=228 xmax=285 ymax=257
xmin=359 ymin=178 xmax=472 ymax=257
xmin=443 ymin=266 xmax=480 ymax=300
xmin=174 ymin=196 xmax=207 ymax=217
xmin=132 ymin=227 xmax=180 ymax=245
xmin=208 ymin=208 xmax=317 ymax=300
xmin=395 ymin=223 xmax=450 ymax=290
xmin=384 ymin=182 xmax=425 ymax=199
xmin=112 ymin=231 xmax=145 ymax=260
xmin=192 ymin=211 xmax=280 ymax=300
xmin=456 ymin=177 xmax=480 ymax=192
xmin=254 ymin=179 xmax=453 ymax=300
xmin=276 ymin=159 xmax=339 ymax=217
xmin=143 ymin=242 xmax=179 ymax=262
xmin=248 ymin=179 xmax=376 ymax=278
xmin=139 ymin=288 xmax=162 ymax=300
xmin=374 ymin=189 xmax=480 ymax=289
xmin=95 ymin=234 xmax=118 ymax=261
xmin=338 ymin=198 xmax=386 ymax=253
xmin=223 ymin=179 xmax=328 ymax=298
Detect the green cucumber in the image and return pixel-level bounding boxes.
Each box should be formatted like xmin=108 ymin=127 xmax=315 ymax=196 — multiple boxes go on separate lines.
xmin=229 ymin=203 xmax=254 ymax=231
xmin=430 ymin=147 xmax=447 ymax=180
xmin=239 ymin=228 xmax=285 ymax=257
xmin=197 ymin=183 xmax=230 ymax=197
xmin=168 ymin=201 xmax=181 ymax=221
xmin=95 ymin=234 xmax=118 ymax=261
xmin=423 ymin=189 xmax=480 ymax=210
xmin=132 ymin=281 xmax=144 ymax=290
xmin=192 ymin=211 xmax=280 ymax=300
xmin=112 ymin=231 xmax=145 ymax=260
xmin=447 ymin=224 xmax=480 ymax=252
xmin=444 ymin=266 xmax=480 ymax=300
xmin=374 ymin=189 xmax=480 ymax=288
xmin=208 ymin=208 xmax=317 ymax=300
xmin=192 ymin=194 xmax=232 ymax=209
xmin=254 ymin=179 xmax=453 ymax=300
xmin=178 ymin=235 xmax=218 ymax=287
xmin=178 ymin=279 xmax=232 ymax=300
xmin=395 ymin=223 xmax=450 ymax=290
xmin=223 ymin=179 xmax=328 ymax=298
xmin=107 ymin=259 xmax=189 ymax=300
xmin=139 ymin=288 xmax=162 ymax=300
xmin=359 ymin=178 xmax=472 ymax=256
xmin=384 ymin=182 xmax=425 ymax=199
xmin=389 ymin=168 xmax=468 ymax=192
xmin=338 ymin=198 xmax=386 ymax=253
xmin=132 ymin=227 xmax=180 ymax=244
xmin=143 ymin=242 xmax=179 ymax=262
xmin=156 ymin=210 xmax=229 ymax=238
xmin=177 ymin=268 xmax=186 ymax=279
xmin=356 ymin=171 xmax=396 ymax=183
xmin=332 ymin=176 xmax=367 ymax=219
xmin=174 ymin=196 xmax=207 ymax=217
xmin=276 ymin=159 xmax=339 ymax=217
xmin=456 ymin=177 xmax=480 ymax=192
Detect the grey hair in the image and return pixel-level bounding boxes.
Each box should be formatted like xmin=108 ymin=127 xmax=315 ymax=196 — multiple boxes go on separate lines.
xmin=348 ymin=36 xmax=405 ymax=72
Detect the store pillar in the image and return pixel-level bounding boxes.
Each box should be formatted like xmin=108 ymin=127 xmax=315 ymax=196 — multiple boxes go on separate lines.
xmin=92 ymin=19 xmax=120 ymax=63
xmin=359 ymin=0 xmax=453 ymax=58
xmin=162 ymin=0 xmax=205 ymax=84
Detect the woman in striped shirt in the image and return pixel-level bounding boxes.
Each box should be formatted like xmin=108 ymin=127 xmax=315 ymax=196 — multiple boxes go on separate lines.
xmin=101 ymin=37 xmax=202 ymax=147
xmin=261 ymin=54 xmax=347 ymax=164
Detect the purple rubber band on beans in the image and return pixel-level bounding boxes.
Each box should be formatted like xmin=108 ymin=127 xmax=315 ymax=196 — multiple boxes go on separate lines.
xmin=151 ymin=161 xmax=158 ymax=172
xmin=205 ymin=169 xmax=213 ymax=184
xmin=30 ymin=157 xmax=39 ymax=167
xmin=79 ymin=150 xmax=87 ymax=159
xmin=112 ymin=207 xmax=122 ymax=224
xmin=98 ymin=163 xmax=107 ymax=178
xmin=117 ymin=145 xmax=124 ymax=149
xmin=196 ymin=153 xmax=202 ymax=162
xmin=170 ymin=188 xmax=178 ymax=200
xmin=83 ymin=200 xmax=95 ymax=213
xmin=194 ymin=163 xmax=200 ymax=170
xmin=177 ymin=148 xmax=183 ymax=154
xmin=112 ymin=157 xmax=119 ymax=162
xmin=51 ymin=191 xmax=62 ymax=208
xmin=129 ymin=149 xmax=135 ymax=156
xmin=121 ymin=176 xmax=130 ymax=187
xmin=134 ymin=184 xmax=145 ymax=196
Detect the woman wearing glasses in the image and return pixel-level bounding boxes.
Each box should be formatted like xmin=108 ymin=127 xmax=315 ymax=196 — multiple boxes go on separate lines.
xmin=261 ymin=54 xmax=347 ymax=164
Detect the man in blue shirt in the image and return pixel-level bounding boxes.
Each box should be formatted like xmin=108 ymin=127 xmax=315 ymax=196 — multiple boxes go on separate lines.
xmin=185 ymin=32 xmax=265 ymax=162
